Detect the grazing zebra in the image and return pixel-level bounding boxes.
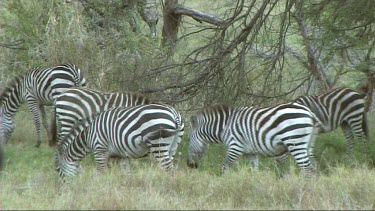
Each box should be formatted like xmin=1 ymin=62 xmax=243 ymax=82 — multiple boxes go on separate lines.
xmin=51 ymin=87 xmax=154 ymax=147
xmin=0 ymin=64 xmax=87 ymax=147
xmin=185 ymin=105 xmax=261 ymax=169
xmin=55 ymin=104 xmax=184 ymax=179
xmin=294 ymin=88 xmax=369 ymax=155
xmin=0 ymin=107 xmax=5 ymax=172
xmin=187 ymin=103 xmax=321 ymax=176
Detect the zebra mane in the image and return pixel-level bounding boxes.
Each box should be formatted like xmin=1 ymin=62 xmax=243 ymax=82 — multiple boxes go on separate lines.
xmin=125 ymin=91 xmax=156 ymax=104
xmin=196 ymin=104 xmax=234 ymax=115
xmin=0 ymin=75 xmax=24 ymax=104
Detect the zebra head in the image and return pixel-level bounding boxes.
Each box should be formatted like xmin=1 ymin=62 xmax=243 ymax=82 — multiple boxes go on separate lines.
xmin=55 ymin=144 xmax=80 ymax=178
xmin=187 ymin=116 xmax=208 ymax=169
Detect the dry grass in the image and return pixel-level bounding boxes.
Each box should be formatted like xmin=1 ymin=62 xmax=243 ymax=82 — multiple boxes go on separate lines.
xmin=2 ymin=146 xmax=375 ymax=210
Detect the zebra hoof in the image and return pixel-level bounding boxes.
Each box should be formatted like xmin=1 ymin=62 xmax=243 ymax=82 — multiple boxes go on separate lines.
xmin=187 ymin=160 xmax=198 ymax=169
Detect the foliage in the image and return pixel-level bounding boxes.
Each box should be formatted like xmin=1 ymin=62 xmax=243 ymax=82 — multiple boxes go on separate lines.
xmin=1 ymin=0 xmax=374 ymax=109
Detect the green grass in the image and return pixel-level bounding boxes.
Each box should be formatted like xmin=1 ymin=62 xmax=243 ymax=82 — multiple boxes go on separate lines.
xmin=1 ymin=109 xmax=375 ymax=209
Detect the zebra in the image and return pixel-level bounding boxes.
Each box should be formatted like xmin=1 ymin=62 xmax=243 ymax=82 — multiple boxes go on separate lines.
xmin=0 ymin=64 xmax=87 ymax=147
xmin=184 ymin=105 xmax=262 ymax=169
xmin=0 ymin=107 xmax=4 ymax=172
xmin=294 ymin=88 xmax=369 ymax=155
xmin=55 ymin=104 xmax=184 ymax=179
xmin=187 ymin=103 xmax=321 ymax=176
xmin=50 ymin=87 xmax=154 ymax=147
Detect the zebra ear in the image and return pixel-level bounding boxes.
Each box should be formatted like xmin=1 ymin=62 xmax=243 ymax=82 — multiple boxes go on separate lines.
xmin=190 ymin=116 xmax=198 ymax=128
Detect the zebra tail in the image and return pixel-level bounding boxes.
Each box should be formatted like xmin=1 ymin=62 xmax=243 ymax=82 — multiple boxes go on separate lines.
xmin=49 ymin=104 xmax=58 ymax=147
xmin=169 ymin=116 xmax=185 ymax=159
xmin=362 ymin=113 xmax=370 ymax=142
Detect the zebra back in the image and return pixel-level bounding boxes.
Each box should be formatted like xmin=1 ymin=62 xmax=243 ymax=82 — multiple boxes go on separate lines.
xmin=51 ymin=87 xmax=155 ymax=146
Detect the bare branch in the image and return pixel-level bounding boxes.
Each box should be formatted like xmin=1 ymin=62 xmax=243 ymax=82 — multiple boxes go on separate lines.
xmin=173 ymin=5 xmax=225 ymax=27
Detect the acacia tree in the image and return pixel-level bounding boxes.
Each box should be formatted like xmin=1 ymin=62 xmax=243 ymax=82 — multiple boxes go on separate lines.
xmin=145 ymin=0 xmax=307 ymax=107
xmin=147 ymin=0 xmax=375 ymax=110
xmin=2 ymin=0 xmax=374 ymax=111
xmin=300 ymin=0 xmax=375 ymax=111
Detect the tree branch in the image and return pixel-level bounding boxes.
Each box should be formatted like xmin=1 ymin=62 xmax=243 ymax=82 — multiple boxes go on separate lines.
xmin=174 ymin=5 xmax=225 ymax=27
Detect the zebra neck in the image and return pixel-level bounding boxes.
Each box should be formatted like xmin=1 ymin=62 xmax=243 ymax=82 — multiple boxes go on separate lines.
xmin=65 ymin=123 xmax=91 ymax=162
xmin=0 ymin=76 xmax=27 ymax=115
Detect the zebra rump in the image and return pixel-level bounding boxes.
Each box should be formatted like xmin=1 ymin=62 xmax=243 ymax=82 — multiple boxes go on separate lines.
xmin=56 ymin=104 xmax=184 ymax=178
xmin=51 ymin=87 xmax=154 ymax=147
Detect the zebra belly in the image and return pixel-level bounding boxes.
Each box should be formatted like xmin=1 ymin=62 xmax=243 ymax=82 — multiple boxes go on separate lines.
xmin=108 ymin=136 xmax=149 ymax=159
xmin=243 ymin=141 xmax=287 ymax=157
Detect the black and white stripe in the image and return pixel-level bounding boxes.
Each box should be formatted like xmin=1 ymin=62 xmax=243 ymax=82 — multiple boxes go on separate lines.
xmin=55 ymin=104 xmax=184 ymax=178
xmin=0 ymin=64 xmax=87 ymax=147
xmin=51 ymin=87 xmax=154 ymax=147
xmin=294 ymin=88 xmax=369 ymax=155
xmin=186 ymin=105 xmax=259 ymax=168
xmin=0 ymin=107 xmax=3 ymax=171
xmin=188 ymin=103 xmax=321 ymax=176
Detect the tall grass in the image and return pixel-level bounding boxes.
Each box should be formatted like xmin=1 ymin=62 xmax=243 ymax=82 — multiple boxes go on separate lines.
xmin=1 ymin=108 xmax=375 ymax=210
xmin=2 ymin=142 xmax=375 ymax=210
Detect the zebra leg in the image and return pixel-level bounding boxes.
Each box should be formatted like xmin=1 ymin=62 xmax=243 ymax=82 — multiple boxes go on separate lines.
xmin=48 ymin=106 xmax=57 ymax=147
xmin=93 ymin=149 xmax=109 ymax=174
xmin=39 ymin=105 xmax=53 ymax=147
xmin=348 ymin=118 xmax=370 ymax=155
xmin=287 ymin=145 xmax=314 ymax=177
xmin=221 ymin=146 xmax=242 ymax=175
xmin=26 ymin=98 xmax=43 ymax=148
xmin=150 ymin=148 xmax=173 ymax=171
xmin=120 ymin=157 xmax=131 ymax=173
xmin=341 ymin=122 xmax=355 ymax=156
xmin=245 ymin=154 xmax=259 ymax=171
xmin=272 ymin=153 xmax=289 ymax=178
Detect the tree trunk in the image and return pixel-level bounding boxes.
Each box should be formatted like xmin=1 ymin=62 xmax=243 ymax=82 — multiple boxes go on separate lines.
xmin=161 ymin=0 xmax=225 ymax=53
xmin=294 ymin=1 xmax=333 ymax=93
xmin=162 ymin=0 xmax=181 ymax=53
